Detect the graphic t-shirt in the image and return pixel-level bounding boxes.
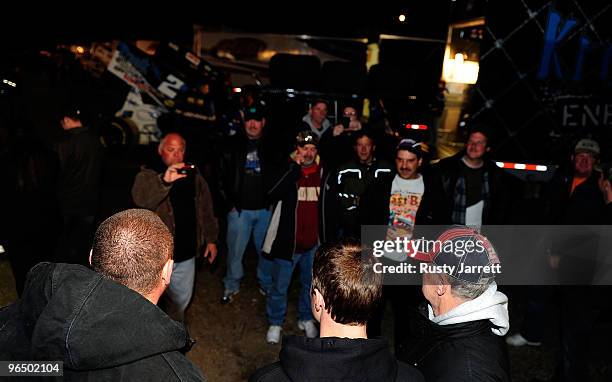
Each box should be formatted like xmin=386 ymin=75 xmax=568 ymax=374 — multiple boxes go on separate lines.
xmin=387 ymin=174 xmax=424 ymax=240
xmin=240 ymin=139 xmax=265 ymax=210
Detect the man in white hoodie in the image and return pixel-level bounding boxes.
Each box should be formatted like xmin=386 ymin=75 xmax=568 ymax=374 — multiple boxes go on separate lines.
xmin=398 ymin=226 xmax=511 ymax=382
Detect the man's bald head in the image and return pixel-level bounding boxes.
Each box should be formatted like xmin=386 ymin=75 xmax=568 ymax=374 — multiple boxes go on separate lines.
xmin=91 ymin=209 xmax=173 ymax=296
xmin=158 ymin=133 xmax=186 ymax=166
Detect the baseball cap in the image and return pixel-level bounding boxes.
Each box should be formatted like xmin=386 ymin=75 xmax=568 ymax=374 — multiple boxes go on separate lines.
xmin=574 ymin=138 xmax=600 ymax=156
xmin=243 ymin=103 xmax=266 ymax=122
xmin=296 ymin=130 xmax=319 ymax=147
xmin=59 ymin=102 xmax=83 ymax=120
xmin=414 ymin=226 xmax=501 ymax=285
xmin=396 ymin=138 xmax=425 ymax=159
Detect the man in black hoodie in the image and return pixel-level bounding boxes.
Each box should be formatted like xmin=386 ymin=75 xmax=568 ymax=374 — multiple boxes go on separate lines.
xmin=0 ymin=209 xmax=206 ymax=381
xmin=250 ymin=239 xmax=424 ymax=382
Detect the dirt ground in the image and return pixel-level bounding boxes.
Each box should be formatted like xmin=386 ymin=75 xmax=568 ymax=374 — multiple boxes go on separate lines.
xmin=2 ymin=253 xmax=612 ymax=381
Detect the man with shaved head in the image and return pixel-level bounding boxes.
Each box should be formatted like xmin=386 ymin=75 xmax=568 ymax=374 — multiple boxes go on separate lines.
xmin=0 ymin=209 xmax=206 ymax=380
xmin=132 ymin=132 xmax=218 ymax=322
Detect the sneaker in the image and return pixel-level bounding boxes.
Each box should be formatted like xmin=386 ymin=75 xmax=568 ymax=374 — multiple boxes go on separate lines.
xmin=506 ymin=333 xmax=542 ymax=347
xmin=266 ymin=325 xmax=282 ymax=344
xmin=297 ymin=320 xmax=319 ymax=339
xmin=221 ymin=290 xmax=239 ymax=304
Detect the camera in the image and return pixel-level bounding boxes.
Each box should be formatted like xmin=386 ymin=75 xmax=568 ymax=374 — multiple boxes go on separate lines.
xmin=177 ymin=163 xmax=195 ymax=175
xmin=340 ymin=116 xmax=351 ymax=130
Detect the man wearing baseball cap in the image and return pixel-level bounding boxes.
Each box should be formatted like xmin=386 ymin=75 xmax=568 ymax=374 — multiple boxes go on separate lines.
xmin=219 ymin=101 xmax=276 ymax=304
xmin=360 ymin=138 xmax=450 ymax=340
xmin=261 ymin=129 xmax=327 ymax=344
xmin=398 ymin=226 xmax=510 ymax=382
xmin=506 ymin=138 xmax=606 ymax=381
xmin=53 ymin=103 xmax=102 ymax=266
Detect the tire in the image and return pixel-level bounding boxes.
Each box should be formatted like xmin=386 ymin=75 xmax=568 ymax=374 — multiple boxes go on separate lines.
xmin=99 ymin=117 xmax=140 ymax=154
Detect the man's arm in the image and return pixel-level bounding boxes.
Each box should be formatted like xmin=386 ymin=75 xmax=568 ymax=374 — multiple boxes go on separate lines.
xmin=267 ymin=162 xmax=301 ymax=202
xmin=132 ymin=165 xmax=186 ymax=210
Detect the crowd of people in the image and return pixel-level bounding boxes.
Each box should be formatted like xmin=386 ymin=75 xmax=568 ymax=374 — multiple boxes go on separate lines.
xmin=1 ymin=95 xmax=611 ymax=381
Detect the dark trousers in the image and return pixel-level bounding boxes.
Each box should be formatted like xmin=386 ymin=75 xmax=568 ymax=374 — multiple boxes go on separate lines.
xmin=367 ymin=284 xmax=424 ymax=352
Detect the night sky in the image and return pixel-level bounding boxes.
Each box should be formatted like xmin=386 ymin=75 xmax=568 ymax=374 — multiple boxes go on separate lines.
xmin=1 ymin=2 xmax=467 ymax=49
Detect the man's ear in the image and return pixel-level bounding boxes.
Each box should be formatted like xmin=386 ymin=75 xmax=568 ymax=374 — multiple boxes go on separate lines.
xmin=312 ymin=288 xmax=325 ymax=312
xmin=418 ymin=158 xmax=423 ymax=167
xmin=436 ymin=283 xmax=448 ymax=297
xmin=162 ymin=258 xmax=174 ymax=288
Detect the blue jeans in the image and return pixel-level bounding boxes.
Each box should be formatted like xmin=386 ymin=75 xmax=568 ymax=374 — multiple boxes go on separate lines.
xmin=223 ymin=208 xmax=273 ymax=293
xmin=163 ymin=257 xmax=195 ymax=321
xmin=266 ymin=246 xmax=317 ymax=326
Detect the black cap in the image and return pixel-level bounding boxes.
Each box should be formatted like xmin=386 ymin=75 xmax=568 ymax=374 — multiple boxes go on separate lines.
xmin=243 ymin=103 xmax=266 ymax=122
xmin=59 ymin=103 xmax=83 ymax=120
xmin=295 ymin=130 xmax=319 ymax=147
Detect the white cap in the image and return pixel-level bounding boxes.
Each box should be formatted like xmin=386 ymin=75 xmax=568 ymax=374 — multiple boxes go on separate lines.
xmin=574 ymin=139 xmax=600 ymax=156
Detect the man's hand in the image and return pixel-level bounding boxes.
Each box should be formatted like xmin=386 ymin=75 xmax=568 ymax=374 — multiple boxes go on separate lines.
xmin=332 ymin=124 xmax=344 ymax=136
xmin=292 ymin=150 xmax=305 ymax=165
xmin=347 ymin=120 xmax=362 ymax=131
xmin=203 ymin=243 xmax=217 ymax=264
xmin=163 ymin=163 xmax=188 ymax=184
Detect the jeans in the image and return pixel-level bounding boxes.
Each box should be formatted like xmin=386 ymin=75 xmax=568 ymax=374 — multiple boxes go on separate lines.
xmin=163 ymin=257 xmax=195 ymax=322
xmin=223 ymin=208 xmax=273 ymax=293
xmin=266 ymin=246 xmax=316 ymax=326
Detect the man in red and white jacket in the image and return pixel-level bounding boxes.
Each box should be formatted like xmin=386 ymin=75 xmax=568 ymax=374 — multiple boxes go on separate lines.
xmin=262 ymin=130 xmax=327 ymax=344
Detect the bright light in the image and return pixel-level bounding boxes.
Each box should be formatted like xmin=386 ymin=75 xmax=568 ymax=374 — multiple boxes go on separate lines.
xmin=496 ymin=162 xmax=548 ymax=172
xmin=404 ymin=124 xmax=428 ymax=130
xmin=232 ymin=87 xmax=242 ymax=93
xmin=442 ymin=48 xmax=479 ymax=84
xmin=2 ymin=79 xmax=16 ymax=88
xmin=398 ymin=14 xmax=406 ymax=22
xmin=75 ymin=46 xmax=85 ymax=54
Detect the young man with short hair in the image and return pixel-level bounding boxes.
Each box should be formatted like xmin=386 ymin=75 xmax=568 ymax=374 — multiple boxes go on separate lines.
xmin=251 ymin=239 xmax=424 ymax=382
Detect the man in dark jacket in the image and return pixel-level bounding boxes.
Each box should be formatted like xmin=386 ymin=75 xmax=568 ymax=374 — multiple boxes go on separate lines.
xmin=262 ymin=130 xmax=325 ymax=344
xmin=219 ymin=103 xmax=275 ymax=303
xmin=251 ymin=239 xmax=424 ymax=382
xmin=325 ymin=129 xmax=393 ymax=239
xmin=360 ymin=138 xmax=451 ymax=341
xmin=398 ymin=227 xmax=510 ymax=382
xmin=0 ymin=209 xmax=206 ymax=381
xmin=506 ymin=139 xmax=607 ymax=381
xmin=53 ymin=106 xmax=102 ymax=266
xmin=434 ymin=125 xmax=506 ymax=227
xmin=132 ymin=132 xmax=218 ymax=321
xmin=360 ymin=138 xmax=451 ymax=231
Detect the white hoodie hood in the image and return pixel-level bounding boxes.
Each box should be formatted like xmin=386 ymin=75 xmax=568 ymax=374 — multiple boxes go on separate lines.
xmin=428 ymin=282 xmax=509 ymax=336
